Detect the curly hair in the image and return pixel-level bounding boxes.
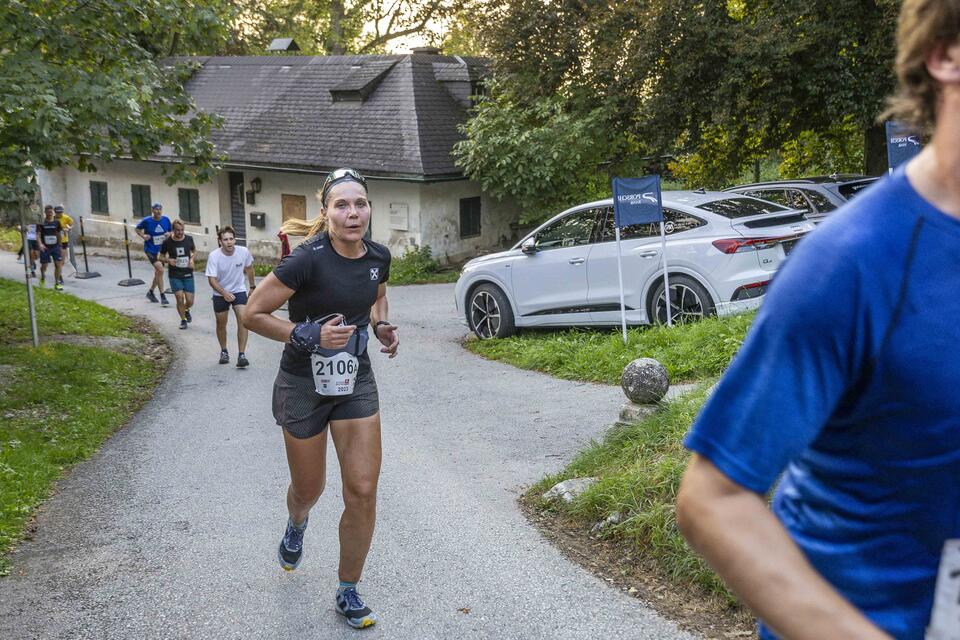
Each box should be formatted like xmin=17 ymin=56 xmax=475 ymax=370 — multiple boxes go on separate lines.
xmin=882 ymin=0 xmax=960 ymax=129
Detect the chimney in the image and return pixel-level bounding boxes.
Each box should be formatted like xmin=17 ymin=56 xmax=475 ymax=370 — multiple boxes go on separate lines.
xmin=411 ymin=46 xmax=441 ymax=55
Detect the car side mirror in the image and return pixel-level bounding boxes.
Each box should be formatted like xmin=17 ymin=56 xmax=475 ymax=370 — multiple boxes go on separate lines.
xmin=521 ymin=237 xmax=538 ymax=254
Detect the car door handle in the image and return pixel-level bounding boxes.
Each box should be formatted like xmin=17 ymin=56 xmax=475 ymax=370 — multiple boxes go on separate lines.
xmin=568 ymin=257 xmax=585 ymax=265
xmin=639 ymin=250 xmax=659 ymax=258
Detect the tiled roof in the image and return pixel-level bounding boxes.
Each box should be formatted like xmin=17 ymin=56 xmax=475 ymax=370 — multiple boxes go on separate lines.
xmin=173 ymin=54 xmax=488 ymax=180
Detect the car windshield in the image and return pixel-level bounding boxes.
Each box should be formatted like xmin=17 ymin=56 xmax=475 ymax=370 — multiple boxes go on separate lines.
xmin=838 ymin=180 xmax=876 ymax=200
xmin=697 ymin=197 xmax=790 ymax=218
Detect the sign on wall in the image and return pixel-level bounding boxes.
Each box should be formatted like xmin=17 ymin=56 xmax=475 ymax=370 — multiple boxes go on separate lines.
xmin=389 ymin=203 xmax=409 ymax=231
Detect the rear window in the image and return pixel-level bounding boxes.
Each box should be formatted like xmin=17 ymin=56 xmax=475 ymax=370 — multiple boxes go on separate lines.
xmin=838 ymin=180 xmax=876 ymax=200
xmin=697 ymin=197 xmax=790 ymax=219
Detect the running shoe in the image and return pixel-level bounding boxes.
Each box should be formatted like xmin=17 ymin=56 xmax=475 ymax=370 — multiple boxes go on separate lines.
xmin=146 ymin=290 xmax=158 ymax=303
xmin=54 ymin=283 xmax=63 ymax=291
xmin=179 ymin=320 xmax=188 ymax=330
xmin=218 ymin=349 xmax=229 ymax=365
xmin=30 ymin=270 xmax=36 ymax=278
xmin=185 ymin=310 xmax=192 ymax=323
xmin=335 ymin=587 xmax=376 ymax=629
xmin=236 ymin=353 xmax=249 ymax=369
xmin=277 ymin=518 xmax=307 ymax=571
xmin=160 ymin=294 xmax=170 ymax=306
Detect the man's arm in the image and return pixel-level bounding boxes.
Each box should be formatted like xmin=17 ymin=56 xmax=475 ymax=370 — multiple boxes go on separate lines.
xmin=676 ymin=455 xmax=891 ymax=640
xmin=244 ymin=265 xmax=256 ymax=290
xmin=370 ymin=283 xmax=398 ymax=358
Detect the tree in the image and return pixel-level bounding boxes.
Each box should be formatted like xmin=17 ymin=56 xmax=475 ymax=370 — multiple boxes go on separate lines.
xmin=0 ymin=0 xmax=229 ymax=204
xmin=456 ymin=0 xmax=899 ymax=216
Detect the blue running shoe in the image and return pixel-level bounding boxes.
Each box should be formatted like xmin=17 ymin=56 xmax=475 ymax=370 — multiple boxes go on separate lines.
xmin=335 ymin=587 xmax=376 ymax=629
xmin=277 ymin=517 xmax=307 ymax=571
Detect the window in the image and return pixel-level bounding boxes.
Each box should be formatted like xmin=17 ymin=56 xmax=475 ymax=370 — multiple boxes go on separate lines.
xmin=534 ymin=208 xmax=599 ymax=250
xmin=598 ymin=207 xmax=705 ymax=242
xmin=178 ymin=188 xmax=201 ymax=224
xmin=838 ymin=180 xmax=876 ymax=200
xmin=798 ymin=189 xmax=836 ymax=213
xmin=459 ymin=196 xmax=481 ymax=238
xmin=90 ymin=181 xmax=108 ymax=214
xmin=746 ymin=189 xmax=792 ymax=208
xmin=131 ymin=184 xmax=151 ymax=217
xmin=698 ymin=196 xmax=789 ymax=218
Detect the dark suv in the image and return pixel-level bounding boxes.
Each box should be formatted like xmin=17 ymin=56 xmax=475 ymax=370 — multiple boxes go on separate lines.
xmin=724 ymin=175 xmax=878 ymax=224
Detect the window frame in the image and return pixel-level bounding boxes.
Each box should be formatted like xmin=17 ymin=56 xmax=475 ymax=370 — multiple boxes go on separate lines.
xmin=533 ymin=207 xmax=602 ymax=250
xmin=131 ymin=184 xmax=152 ymax=218
xmin=459 ymin=196 xmax=482 ymax=239
xmin=178 ymin=188 xmax=201 ymax=224
xmin=89 ymin=181 xmax=109 ymax=214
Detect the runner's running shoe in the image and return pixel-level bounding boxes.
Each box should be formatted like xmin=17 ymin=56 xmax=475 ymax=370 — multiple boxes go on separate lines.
xmin=179 ymin=320 xmax=188 ymax=330
xmin=335 ymin=587 xmax=376 ymax=629
xmin=236 ymin=353 xmax=249 ymax=368
xmin=160 ymin=294 xmax=170 ymax=306
xmin=218 ymin=349 xmax=229 ymax=365
xmin=185 ymin=310 xmax=192 ymax=323
xmin=54 ymin=283 xmax=63 ymax=291
xmin=146 ymin=290 xmax=158 ymax=303
xmin=277 ymin=518 xmax=307 ymax=571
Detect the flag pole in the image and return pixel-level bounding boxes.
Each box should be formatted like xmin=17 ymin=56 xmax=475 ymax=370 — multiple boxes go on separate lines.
xmin=616 ymin=224 xmax=627 ymax=344
xmin=657 ymin=181 xmax=672 ymax=327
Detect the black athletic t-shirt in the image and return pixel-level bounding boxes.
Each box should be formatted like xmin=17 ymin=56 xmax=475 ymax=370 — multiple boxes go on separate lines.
xmin=273 ymin=232 xmax=391 ymax=376
xmin=37 ymin=220 xmax=62 ymax=248
xmin=160 ymin=236 xmax=196 ymax=279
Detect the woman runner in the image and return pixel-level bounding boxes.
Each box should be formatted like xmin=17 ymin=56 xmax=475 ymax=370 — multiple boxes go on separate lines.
xmin=244 ymin=168 xmax=398 ymax=630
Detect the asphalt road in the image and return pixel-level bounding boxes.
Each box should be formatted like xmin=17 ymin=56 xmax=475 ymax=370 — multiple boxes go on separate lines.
xmin=0 ymin=251 xmax=694 ymax=640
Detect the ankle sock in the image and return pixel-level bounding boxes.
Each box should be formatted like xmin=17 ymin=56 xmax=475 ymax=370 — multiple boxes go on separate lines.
xmin=338 ymin=581 xmax=358 ymax=592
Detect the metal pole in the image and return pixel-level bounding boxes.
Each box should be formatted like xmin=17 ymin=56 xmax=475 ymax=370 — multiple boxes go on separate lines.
xmin=73 ymin=216 xmax=101 ymax=279
xmin=118 ymin=218 xmax=145 ymax=286
xmin=615 ymin=225 xmax=628 ymax=344
xmin=19 ymin=200 xmax=39 ymax=347
xmin=657 ymin=181 xmax=672 ymax=327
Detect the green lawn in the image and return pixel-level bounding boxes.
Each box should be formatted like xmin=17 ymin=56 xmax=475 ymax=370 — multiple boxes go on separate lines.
xmin=529 ymin=383 xmax=737 ymax=604
xmin=0 ymin=278 xmax=166 ymax=574
xmin=466 ymin=311 xmax=755 ymax=384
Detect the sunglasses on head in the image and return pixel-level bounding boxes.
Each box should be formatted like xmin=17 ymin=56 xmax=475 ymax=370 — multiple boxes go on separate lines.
xmin=321 ymin=168 xmax=367 ymax=205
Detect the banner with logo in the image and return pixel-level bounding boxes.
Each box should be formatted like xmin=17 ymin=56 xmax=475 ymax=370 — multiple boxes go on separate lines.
xmin=613 ymin=176 xmax=663 ymax=227
xmin=611 ymin=175 xmax=671 ymax=337
xmin=885 ymin=121 xmax=923 ymax=170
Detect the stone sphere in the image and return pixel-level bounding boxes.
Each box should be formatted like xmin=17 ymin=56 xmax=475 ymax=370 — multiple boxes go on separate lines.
xmin=620 ymin=358 xmax=669 ymax=404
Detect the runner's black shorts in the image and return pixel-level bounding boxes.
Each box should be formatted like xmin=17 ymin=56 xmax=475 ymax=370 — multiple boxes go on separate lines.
xmin=212 ymin=291 xmax=248 ymax=313
xmin=272 ymin=366 xmax=379 ymax=439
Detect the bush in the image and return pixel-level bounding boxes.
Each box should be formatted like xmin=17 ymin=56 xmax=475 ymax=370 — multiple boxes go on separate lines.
xmin=390 ymin=245 xmax=457 ymax=285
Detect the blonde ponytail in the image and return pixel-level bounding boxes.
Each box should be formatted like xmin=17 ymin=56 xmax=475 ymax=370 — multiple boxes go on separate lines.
xmin=281 ymin=212 xmax=326 ymax=237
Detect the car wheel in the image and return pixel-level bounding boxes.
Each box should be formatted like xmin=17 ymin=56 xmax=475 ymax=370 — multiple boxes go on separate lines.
xmin=649 ymin=275 xmax=716 ymax=326
xmin=467 ymin=284 xmax=516 ymax=339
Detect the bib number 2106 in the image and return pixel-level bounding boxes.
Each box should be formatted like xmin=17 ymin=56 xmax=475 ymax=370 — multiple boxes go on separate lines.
xmin=310 ymin=352 xmax=358 ymax=396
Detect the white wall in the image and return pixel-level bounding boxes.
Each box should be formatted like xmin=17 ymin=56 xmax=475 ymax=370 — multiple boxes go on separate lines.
xmin=419 ymin=180 xmax=519 ymax=263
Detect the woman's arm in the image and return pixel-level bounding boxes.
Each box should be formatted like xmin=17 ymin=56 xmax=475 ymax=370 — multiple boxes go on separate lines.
xmin=370 ymin=283 xmax=398 ymax=358
xmin=676 ymin=454 xmax=891 ymax=640
xmin=244 ymin=272 xmax=355 ymax=349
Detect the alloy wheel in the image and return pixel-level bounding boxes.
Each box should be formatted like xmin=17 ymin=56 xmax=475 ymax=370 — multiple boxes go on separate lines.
xmin=654 ymin=282 xmax=706 ymax=325
xmin=470 ymin=290 xmax=502 ymax=339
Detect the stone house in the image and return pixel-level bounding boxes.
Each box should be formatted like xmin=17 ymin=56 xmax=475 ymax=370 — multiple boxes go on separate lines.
xmin=37 ymin=50 xmax=519 ymax=263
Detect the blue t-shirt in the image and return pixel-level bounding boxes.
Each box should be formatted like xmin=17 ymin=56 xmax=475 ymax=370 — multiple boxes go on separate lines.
xmin=135 ymin=215 xmax=171 ymax=254
xmin=685 ymin=167 xmax=960 ymax=640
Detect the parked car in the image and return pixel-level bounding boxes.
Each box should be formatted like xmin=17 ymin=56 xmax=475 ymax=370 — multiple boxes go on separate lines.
xmin=723 ymin=174 xmax=878 ymax=224
xmin=455 ymin=191 xmax=815 ymax=339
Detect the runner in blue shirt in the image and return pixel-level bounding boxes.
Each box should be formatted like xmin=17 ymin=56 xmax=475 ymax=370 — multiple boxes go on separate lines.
xmin=676 ymin=3 xmax=960 ymax=639
xmin=135 ymin=203 xmax=171 ymax=306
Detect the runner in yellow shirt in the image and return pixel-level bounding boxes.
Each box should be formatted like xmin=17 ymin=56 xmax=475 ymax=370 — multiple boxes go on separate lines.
xmin=53 ymin=205 xmax=73 ymax=286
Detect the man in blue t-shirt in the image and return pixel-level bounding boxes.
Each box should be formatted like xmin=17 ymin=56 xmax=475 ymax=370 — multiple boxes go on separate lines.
xmin=135 ymin=203 xmax=171 ymax=306
xmin=675 ymin=3 xmax=960 ymax=639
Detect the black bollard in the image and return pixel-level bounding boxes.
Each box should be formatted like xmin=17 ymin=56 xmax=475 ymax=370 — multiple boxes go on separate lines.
xmin=118 ymin=218 xmax=145 ymax=287
xmin=73 ymin=216 xmax=101 ymax=279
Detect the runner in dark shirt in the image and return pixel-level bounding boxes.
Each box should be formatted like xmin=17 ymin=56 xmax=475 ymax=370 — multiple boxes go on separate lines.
xmin=244 ymin=168 xmax=397 ymax=630
xmin=37 ymin=205 xmax=63 ymax=290
xmin=160 ymin=220 xmax=197 ymax=330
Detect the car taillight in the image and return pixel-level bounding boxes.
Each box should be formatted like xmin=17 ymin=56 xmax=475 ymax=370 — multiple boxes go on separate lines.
xmin=712 ymin=237 xmax=790 ymax=254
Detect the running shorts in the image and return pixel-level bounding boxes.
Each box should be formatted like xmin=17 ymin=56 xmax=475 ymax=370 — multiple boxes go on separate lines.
xmin=145 ymin=250 xmax=162 ymax=264
xmin=212 ymin=291 xmax=248 ymax=313
xmin=272 ymin=366 xmax=379 ymax=439
xmin=39 ymin=245 xmax=61 ymax=264
xmin=169 ymin=276 xmax=195 ymax=294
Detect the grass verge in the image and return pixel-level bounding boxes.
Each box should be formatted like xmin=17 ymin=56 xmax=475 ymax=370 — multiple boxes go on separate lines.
xmin=466 ymin=312 xmax=755 ymax=384
xmin=0 ymin=277 xmax=168 ymax=575
xmin=526 ymin=383 xmax=744 ymax=616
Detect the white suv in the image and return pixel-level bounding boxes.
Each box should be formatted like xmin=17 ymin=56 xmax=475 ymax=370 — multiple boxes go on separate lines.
xmin=455 ymin=191 xmax=814 ymax=339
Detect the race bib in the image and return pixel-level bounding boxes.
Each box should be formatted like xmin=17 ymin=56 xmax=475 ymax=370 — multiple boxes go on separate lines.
xmin=311 ymin=351 xmax=359 ymax=396
xmin=44 ymin=235 xmax=57 ymax=245
xmin=927 ymin=539 xmax=960 ymax=640
xmin=152 ymin=235 xmax=164 ymax=246
xmin=175 ymin=256 xmax=190 ymax=269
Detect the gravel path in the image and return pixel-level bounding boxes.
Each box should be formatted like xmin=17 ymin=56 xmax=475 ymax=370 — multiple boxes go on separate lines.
xmin=0 ymin=252 xmax=694 ymax=640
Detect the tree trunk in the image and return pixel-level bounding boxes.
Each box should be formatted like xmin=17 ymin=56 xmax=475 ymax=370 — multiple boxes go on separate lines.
xmin=864 ymin=123 xmax=887 ymax=176
xmin=324 ymin=0 xmax=346 ymax=55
